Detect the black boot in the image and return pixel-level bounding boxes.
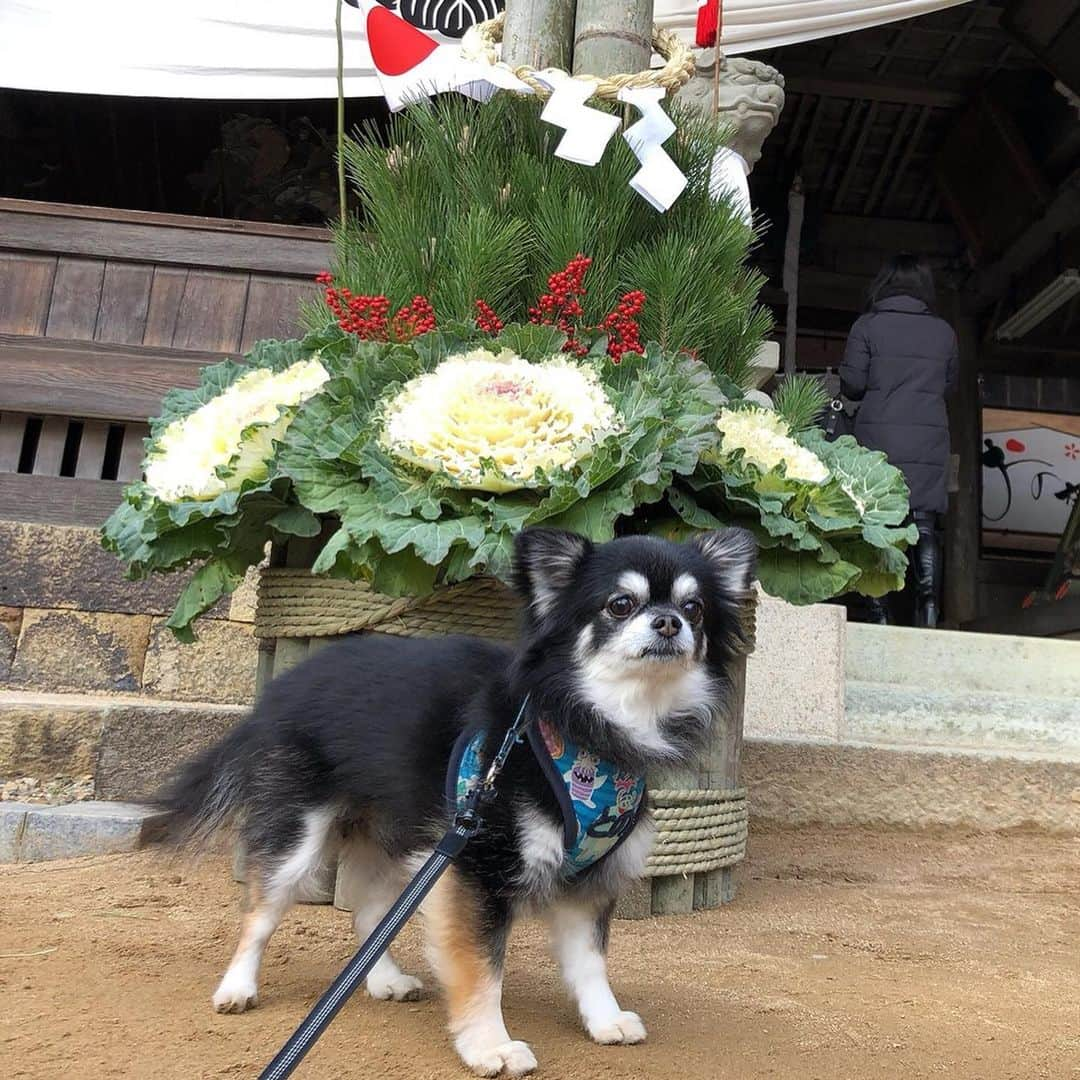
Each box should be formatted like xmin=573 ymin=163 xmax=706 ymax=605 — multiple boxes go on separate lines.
xmin=912 ymin=512 xmax=941 ymax=628
xmin=864 ymin=596 xmax=890 ymax=625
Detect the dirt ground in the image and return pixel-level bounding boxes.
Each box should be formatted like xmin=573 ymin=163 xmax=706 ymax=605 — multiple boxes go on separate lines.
xmin=2 ymin=826 xmax=1077 ymax=1080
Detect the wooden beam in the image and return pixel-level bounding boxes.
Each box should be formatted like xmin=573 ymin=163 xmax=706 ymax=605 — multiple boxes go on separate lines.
xmin=762 ymin=269 xmax=867 ymax=313
xmin=967 ymin=169 xmax=1080 ymax=308
xmin=863 ymin=104 xmax=917 ymax=215
xmin=817 ymin=214 xmax=960 ymax=255
xmin=0 ymin=473 xmax=125 ymax=527
xmin=821 ymin=100 xmax=866 ymax=194
xmin=0 ymin=199 xmax=331 ymax=278
xmin=880 ymin=105 xmax=933 ymax=214
xmin=832 ymin=101 xmax=879 ymax=211
xmin=0 ymin=334 xmax=221 ymax=422
xmin=782 ymin=69 xmax=967 ymax=109
xmin=944 ymin=308 xmax=981 ymax=627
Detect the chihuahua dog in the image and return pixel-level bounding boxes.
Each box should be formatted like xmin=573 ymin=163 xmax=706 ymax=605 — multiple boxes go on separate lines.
xmin=156 ymin=526 xmax=756 ymax=1076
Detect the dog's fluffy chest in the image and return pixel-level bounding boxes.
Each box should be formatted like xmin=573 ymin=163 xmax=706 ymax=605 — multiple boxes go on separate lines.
xmin=576 ymin=661 xmax=715 ymax=757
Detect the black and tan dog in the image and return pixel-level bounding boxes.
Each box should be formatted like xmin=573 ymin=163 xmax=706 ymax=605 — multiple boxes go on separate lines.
xmin=156 ymin=526 xmax=756 ymax=1076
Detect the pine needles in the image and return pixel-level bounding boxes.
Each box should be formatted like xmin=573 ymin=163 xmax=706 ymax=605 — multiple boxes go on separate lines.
xmin=326 ymin=94 xmax=772 ymax=383
xmin=773 ymin=373 xmax=831 ymax=432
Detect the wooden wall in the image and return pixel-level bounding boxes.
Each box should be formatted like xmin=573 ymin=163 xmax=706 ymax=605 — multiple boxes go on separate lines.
xmin=0 ymin=199 xmax=329 ymax=526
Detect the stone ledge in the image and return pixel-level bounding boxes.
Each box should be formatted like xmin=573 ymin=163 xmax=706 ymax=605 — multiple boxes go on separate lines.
xmin=743 ymin=738 xmax=1080 ymax=833
xmin=0 ymin=800 xmax=167 ymax=863
xmin=0 ymin=691 xmax=248 ymax=796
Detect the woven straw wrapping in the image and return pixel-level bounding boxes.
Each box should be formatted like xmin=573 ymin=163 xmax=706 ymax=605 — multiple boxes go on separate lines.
xmin=461 ymin=14 xmax=697 ymax=101
xmin=254 ymin=569 xmax=520 ymax=641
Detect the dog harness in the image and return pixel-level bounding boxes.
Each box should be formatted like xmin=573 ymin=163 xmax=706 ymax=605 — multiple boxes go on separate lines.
xmin=447 ymin=716 xmax=647 ymax=877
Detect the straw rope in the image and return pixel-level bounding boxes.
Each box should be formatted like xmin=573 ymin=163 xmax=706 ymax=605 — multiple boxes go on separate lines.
xmin=644 ymin=787 xmax=748 ymax=876
xmin=254 ymin=569 xmax=519 ymax=641
xmin=256 ymin=566 xmax=756 ymax=655
xmin=461 ymin=14 xmax=696 ymax=101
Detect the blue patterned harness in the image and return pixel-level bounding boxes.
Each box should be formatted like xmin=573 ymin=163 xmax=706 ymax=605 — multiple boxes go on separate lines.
xmin=447 ymin=716 xmax=647 ymax=877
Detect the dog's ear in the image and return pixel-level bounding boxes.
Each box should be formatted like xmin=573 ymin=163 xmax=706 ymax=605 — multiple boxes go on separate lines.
xmin=690 ymin=528 xmax=757 ymax=597
xmin=513 ymin=528 xmax=593 ymax=617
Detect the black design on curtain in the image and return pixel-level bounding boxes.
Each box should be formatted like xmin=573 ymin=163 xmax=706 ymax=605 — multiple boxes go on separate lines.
xmin=375 ymin=0 xmax=505 ymax=40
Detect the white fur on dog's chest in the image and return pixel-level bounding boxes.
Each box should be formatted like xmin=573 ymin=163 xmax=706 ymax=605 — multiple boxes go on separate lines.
xmin=577 ymin=662 xmax=715 ymax=757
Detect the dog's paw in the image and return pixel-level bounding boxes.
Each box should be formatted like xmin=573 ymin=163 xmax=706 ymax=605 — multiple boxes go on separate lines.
xmin=460 ymin=1039 xmax=538 ymax=1077
xmin=588 ymin=1010 xmax=647 ymax=1045
xmin=212 ymin=974 xmax=258 ymax=1014
xmin=366 ymin=972 xmax=424 ymax=1002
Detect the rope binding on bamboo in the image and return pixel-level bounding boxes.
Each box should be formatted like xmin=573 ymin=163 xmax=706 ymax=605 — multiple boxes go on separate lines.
xmin=460 ymin=14 xmax=697 ymax=101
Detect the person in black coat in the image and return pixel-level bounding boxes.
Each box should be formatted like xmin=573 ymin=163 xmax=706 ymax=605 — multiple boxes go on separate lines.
xmin=840 ymin=254 xmax=959 ymax=627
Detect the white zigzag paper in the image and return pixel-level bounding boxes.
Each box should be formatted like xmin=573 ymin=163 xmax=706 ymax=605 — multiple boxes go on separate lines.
xmin=618 ymin=86 xmax=687 ymax=213
xmin=533 ymin=69 xmax=620 ymax=167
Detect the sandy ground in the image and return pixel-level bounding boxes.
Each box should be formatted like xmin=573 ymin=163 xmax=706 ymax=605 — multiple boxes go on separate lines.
xmin=2 ymin=825 xmax=1078 ymax=1080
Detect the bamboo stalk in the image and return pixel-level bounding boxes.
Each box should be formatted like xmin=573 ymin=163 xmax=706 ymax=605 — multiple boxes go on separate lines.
xmin=502 ymin=0 xmax=577 ymax=70
xmin=335 ymin=0 xmax=347 ymax=226
xmin=572 ymin=0 xmax=654 ymax=79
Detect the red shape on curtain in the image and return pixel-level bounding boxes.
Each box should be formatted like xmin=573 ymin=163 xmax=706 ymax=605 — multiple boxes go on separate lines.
xmin=695 ymin=0 xmax=722 ymax=48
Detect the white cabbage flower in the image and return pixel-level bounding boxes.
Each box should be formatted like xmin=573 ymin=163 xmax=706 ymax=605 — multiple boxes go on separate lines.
xmin=381 ymin=348 xmax=619 ymax=492
xmin=145 ymin=357 xmax=329 ymax=502
xmin=717 ymin=406 xmax=829 ymax=484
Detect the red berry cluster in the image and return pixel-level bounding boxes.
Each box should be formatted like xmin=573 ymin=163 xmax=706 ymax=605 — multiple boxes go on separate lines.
xmin=474 ymin=299 xmax=503 ymax=335
xmin=317 ymin=272 xmax=435 ymax=342
xmin=600 ymin=290 xmax=645 ymax=363
xmin=391 ymin=296 xmax=437 ymax=341
xmin=529 ymin=255 xmax=593 ymax=355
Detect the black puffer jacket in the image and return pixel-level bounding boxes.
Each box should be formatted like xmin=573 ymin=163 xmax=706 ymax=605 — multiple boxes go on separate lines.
xmin=839 ymin=294 xmax=959 ymax=513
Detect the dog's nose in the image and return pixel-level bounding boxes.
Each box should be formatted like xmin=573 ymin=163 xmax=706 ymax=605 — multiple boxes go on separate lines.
xmin=651 ymin=613 xmax=682 ymax=638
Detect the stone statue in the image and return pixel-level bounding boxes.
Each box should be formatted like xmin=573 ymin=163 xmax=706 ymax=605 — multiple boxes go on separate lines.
xmin=674 ymin=47 xmax=786 ymax=172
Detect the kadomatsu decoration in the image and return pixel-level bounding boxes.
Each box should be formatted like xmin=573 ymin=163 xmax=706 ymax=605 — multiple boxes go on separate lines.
xmin=103 ymin=96 xmax=917 ymax=638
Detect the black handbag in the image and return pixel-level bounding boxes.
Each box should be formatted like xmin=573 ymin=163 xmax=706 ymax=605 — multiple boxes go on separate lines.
xmin=824 ymin=397 xmax=857 ymax=441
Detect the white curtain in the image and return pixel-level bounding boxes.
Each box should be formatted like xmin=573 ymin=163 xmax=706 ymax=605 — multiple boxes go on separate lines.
xmin=0 ymin=0 xmax=970 ymax=100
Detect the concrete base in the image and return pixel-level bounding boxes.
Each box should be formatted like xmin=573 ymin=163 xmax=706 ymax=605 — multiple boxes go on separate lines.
xmin=0 ymin=800 xmax=167 ymax=863
xmin=746 ymin=594 xmax=845 ymax=741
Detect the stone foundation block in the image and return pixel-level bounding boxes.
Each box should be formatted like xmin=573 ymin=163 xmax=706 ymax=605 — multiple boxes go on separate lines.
xmin=9 ymin=609 xmax=152 ymax=693
xmin=0 ymin=606 xmax=20 ymax=680
xmin=142 ymin=618 xmax=257 ymax=706
xmin=0 ymin=694 xmax=104 ymax=777
xmin=0 ymin=521 xmax=200 ymax=615
xmin=95 ymin=699 xmax=249 ymax=800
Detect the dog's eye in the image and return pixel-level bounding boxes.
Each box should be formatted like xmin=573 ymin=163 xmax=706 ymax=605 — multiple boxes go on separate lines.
xmin=681 ymin=599 xmax=704 ymax=624
xmin=607 ymin=594 xmax=636 ymax=619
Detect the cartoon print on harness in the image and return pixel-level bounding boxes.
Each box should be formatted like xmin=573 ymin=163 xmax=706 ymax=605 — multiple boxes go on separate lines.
xmin=586 ymin=774 xmax=644 ymax=842
xmin=564 ymin=748 xmax=608 ymax=808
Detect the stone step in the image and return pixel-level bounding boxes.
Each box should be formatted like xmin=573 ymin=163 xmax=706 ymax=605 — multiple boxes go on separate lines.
xmin=743 ymin=738 xmax=1080 ymax=833
xmin=845 ymin=680 xmax=1080 ymax=761
xmin=0 ymin=800 xmax=167 ymax=863
xmin=846 ymin=623 xmax=1080 ymax=700
xmin=0 ymin=690 xmax=248 ymax=800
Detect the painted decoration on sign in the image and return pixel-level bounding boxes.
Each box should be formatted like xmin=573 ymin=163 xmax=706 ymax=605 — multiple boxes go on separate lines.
xmin=981 ymin=414 xmax=1080 ymax=537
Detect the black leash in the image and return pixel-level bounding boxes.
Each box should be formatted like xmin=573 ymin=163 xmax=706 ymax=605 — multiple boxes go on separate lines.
xmin=258 ymin=695 xmax=533 ymax=1080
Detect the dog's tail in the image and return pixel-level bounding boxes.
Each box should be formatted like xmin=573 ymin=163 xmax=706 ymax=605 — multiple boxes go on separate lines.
xmin=151 ymin=721 xmax=255 ymax=848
